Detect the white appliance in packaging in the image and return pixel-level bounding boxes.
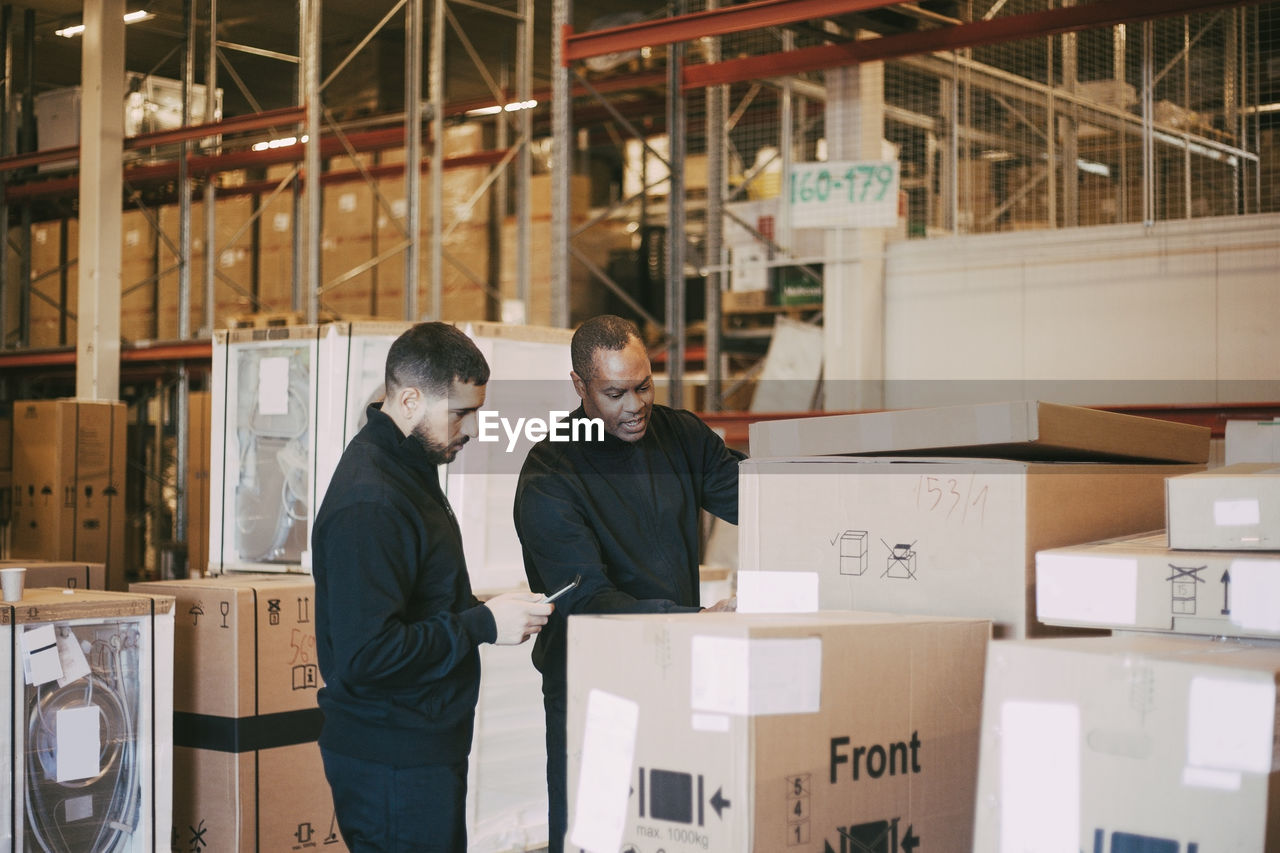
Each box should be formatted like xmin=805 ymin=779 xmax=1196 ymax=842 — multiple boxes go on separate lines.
xmin=210 ymin=326 xmax=321 ymax=573
xmin=210 ymin=322 xmax=410 ymax=573
xmin=2 ymin=589 xmax=175 ymax=853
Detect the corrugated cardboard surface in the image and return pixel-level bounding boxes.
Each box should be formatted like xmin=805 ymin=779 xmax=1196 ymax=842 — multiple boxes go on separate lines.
xmin=975 ymin=635 xmax=1280 ymax=851
xmin=1166 ymin=463 xmax=1280 ymax=550
xmin=11 ymin=400 xmax=127 ymax=590
xmin=131 ymin=575 xmax=344 ymax=852
xmin=748 ymin=400 xmax=1211 ymax=464
xmin=0 ymin=559 xmax=105 ymax=590
xmin=567 ymin=612 xmax=990 ymax=853
xmin=1037 ymin=530 xmax=1280 ymax=639
xmin=739 ymin=457 xmax=1196 ymax=638
xmin=187 ymin=392 xmax=212 ymax=577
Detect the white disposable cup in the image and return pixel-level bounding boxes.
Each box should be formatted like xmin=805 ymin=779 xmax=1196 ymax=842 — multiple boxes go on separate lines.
xmin=0 ymin=567 xmax=26 ymax=602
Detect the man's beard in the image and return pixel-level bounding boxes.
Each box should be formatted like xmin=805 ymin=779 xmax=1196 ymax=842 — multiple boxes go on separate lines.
xmin=411 ymin=420 xmax=465 ymax=465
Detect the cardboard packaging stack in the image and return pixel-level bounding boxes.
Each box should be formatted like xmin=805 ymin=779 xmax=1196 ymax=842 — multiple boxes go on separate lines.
xmin=566 ymin=612 xmax=990 ymax=853
xmin=1 ymin=588 xmax=175 ymax=852
xmin=10 ymin=399 xmax=128 ymax=590
xmin=741 ymin=401 xmax=1209 ymax=638
xmin=976 ymin=462 xmax=1280 ymax=850
xmin=0 ymin=558 xmax=106 ymax=590
xmin=130 ymin=574 xmax=347 ymax=852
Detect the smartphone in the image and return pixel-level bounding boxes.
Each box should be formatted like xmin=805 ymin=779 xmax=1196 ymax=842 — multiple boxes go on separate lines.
xmin=541 ymin=574 xmax=581 ymax=604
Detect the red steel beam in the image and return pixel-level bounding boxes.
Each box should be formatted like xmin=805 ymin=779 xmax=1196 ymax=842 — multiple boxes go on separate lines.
xmin=565 ymin=0 xmax=903 ymax=62
xmin=685 ymin=0 xmax=1262 ymax=89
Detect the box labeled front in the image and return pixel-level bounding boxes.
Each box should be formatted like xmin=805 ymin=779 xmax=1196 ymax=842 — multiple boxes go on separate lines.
xmin=1038 ymin=530 xmax=1280 ymax=639
xmin=1166 ymin=463 xmax=1280 ymax=550
xmin=10 ymin=400 xmax=127 ymax=589
xmin=740 ymin=457 xmax=1193 ymax=637
xmin=974 ymin=635 xmax=1280 ymax=851
xmin=747 ymin=401 xmax=1210 ymax=463
xmin=130 ymin=575 xmax=345 ymax=852
xmin=567 ymin=612 xmax=989 ymax=853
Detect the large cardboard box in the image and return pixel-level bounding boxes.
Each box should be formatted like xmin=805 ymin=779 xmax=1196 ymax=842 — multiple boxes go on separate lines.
xmin=187 ymin=391 xmax=212 ymax=577
xmin=739 ymin=457 xmax=1196 ymax=638
xmin=130 ymin=575 xmax=346 ymax=853
xmin=566 ymin=612 xmax=989 ymax=853
xmin=974 ymin=635 xmax=1280 ymax=851
xmin=1226 ymin=419 xmax=1280 ymax=465
xmin=1166 ymin=463 xmax=1280 ymax=550
xmin=0 ymin=558 xmax=105 ymax=590
xmin=1037 ymin=530 xmax=1280 ymax=640
xmin=748 ymin=400 xmax=1211 ymax=463
xmin=10 ymin=400 xmax=127 ymax=590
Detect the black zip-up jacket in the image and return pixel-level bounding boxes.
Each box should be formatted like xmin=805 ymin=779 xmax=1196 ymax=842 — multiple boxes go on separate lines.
xmin=312 ymin=403 xmax=497 ymax=767
xmin=513 ymin=404 xmax=744 ymax=688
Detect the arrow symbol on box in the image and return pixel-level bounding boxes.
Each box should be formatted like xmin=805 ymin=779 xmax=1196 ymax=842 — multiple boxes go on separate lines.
xmin=710 ymin=787 xmax=731 ymax=818
xmin=902 ymin=825 xmax=920 ymax=852
xmin=1221 ymin=569 xmax=1231 ymax=616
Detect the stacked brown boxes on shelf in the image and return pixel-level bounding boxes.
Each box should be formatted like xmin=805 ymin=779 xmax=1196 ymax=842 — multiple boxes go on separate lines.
xmin=0 ymin=559 xmax=106 ymax=589
xmin=976 ymin=465 xmax=1280 ymax=849
xmin=130 ymin=574 xmax=346 ymax=852
xmin=9 ymin=399 xmax=128 ymax=590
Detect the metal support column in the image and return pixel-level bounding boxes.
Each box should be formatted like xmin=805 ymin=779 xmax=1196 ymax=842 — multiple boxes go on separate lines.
xmin=303 ymin=0 xmax=322 ymax=324
xmin=704 ymin=0 xmax=725 ymax=411
xmin=76 ymin=0 xmax=126 ymax=401
xmin=406 ymin=0 xmax=424 ymax=321
xmin=0 ymin=6 xmax=10 ymax=350
xmin=1059 ymin=0 xmax=1078 ymax=228
xmin=516 ymin=0 xmax=533 ymax=315
xmin=1142 ymin=20 xmax=1155 ymax=224
xmin=550 ymin=0 xmax=571 ymax=329
xmin=428 ymin=0 xmax=444 ymax=320
xmin=665 ymin=0 xmax=687 ymax=406
xmin=203 ymin=0 xmax=219 ymax=334
xmin=18 ymin=8 xmax=32 ymax=348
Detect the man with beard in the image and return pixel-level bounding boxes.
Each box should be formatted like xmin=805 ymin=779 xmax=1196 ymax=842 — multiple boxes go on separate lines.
xmin=313 ymin=322 xmax=553 ymax=852
xmin=513 ymin=314 xmax=744 ymax=852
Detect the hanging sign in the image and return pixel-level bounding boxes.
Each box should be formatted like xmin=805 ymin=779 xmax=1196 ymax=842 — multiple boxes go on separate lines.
xmin=788 ymin=160 xmax=900 ymax=228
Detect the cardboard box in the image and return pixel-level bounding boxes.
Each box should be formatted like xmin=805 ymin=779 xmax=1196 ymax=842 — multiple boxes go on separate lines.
xmin=974 ymin=635 xmax=1280 ymax=851
xmin=1 ymin=588 xmax=175 ymax=853
xmin=130 ymin=575 xmax=346 ymax=853
xmin=1037 ymin=530 xmax=1280 ymax=639
xmin=1226 ymin=420 xmax=1280 ymax=466
xmin=748 ymin=401 xmax=1211 ymax=463
xmin=0 ymin=558 xmax=105 ymax=590
xmin=10 ymin=400 xmax=127 ymax=590
xmin=567 ymin=612 xmax=990 ymax=853
xmin=1166 ymin=463 xmax=1280 ymax=550
xmin=739 ymin=457 xmax=1196 ymax=638
xmin=187 ymin=391 xmax=212 ymax=577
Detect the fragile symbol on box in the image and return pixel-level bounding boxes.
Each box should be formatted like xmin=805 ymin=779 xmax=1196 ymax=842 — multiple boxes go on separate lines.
xmin=838 ymin=531 xmax=868 ymax=576
xmin=881 ymin=540 xmax=918 ymax=580
xmin=1165 ymin=563 xmax=1206 ymax=616
xmin=824 ymin=817 xmax=919 ymax=853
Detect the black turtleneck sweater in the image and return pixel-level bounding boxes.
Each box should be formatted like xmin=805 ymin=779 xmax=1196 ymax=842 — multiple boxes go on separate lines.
xmin=312 ymin=403 xmax=497 ymax=767
xmin=513 ymin=404 xmax=745 ymax=687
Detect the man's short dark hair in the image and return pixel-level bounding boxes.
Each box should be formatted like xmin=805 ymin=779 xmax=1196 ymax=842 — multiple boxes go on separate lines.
xmin=385 ymin=322 xmax=490 ymax=397
xmin=571 ymin=315 xmax=643 ymax=383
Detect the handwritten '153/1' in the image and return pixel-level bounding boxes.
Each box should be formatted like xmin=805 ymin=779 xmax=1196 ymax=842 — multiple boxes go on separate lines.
xmin=913 ymin=475 xmax=989 ymax=524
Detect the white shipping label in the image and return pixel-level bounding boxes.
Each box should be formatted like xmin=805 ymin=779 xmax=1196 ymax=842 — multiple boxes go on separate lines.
xmin=690 ymin=636 xmax=822 ymax=716
xmin=737 ymin=571 xmax=819 ymax=614
xmin=22 ymin=624 xmax=63 ymax=686
xmin=273 ymin=212 xmax=291 ymax=232
xmin=1228 ymin=559 xmax=1280 ymax=633
xmin=1214 ymin=498 xmax=1261 ymax=527
xmin=569 ymin=689 xmax=639 ymax=853
xmin=55 ymin=628 xmax=92 ymax=687
xmin=999 ymin=701 xmax=1080 ymax=853
xmin=339 ymin=192 xmax=358 ymax=213
xmin=1035 ymin=554 xmax=1138 ymax=625
xmin=257 ymin=357 xmax=291 ymax=416
xmin=56 ymin=706 xmax=102 ymax=782
xmin=1187 ymin=676 xmax=1276 ymax=774
xmin=691 ymin=713 xmax=731 ymax=733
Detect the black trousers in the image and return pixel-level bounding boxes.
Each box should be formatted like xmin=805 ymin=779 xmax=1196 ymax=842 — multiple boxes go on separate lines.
xmin=320 ymin=746 xmax=468 ymax=852
xmin=543 ymin=677 xmax=569 ymax=853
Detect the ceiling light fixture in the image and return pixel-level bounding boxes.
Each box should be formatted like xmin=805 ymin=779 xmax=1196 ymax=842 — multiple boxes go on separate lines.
xmin=251 ymin=135 xmax=308 ymax=152
xmin=56 ymin=10 xmax=155 ymax=38
xmin=464 ymin=99 xmax=538 ymax=118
